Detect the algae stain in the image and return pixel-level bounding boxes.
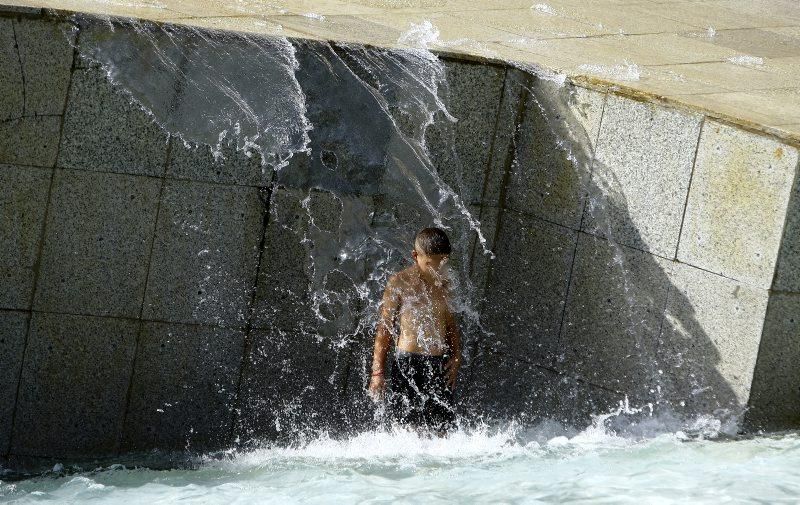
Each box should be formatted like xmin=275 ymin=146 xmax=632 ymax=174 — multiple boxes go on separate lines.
xmin=707 ymin=138 xmax=775 ymax=274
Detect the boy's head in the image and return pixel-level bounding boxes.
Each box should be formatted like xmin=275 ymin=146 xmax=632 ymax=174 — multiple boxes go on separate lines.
xmin=412 ymin=227 xmax=451 ymax=275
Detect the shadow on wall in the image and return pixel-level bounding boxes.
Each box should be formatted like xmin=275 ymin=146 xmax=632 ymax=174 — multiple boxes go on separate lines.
xmin=459 ymin=70 xmax=751 ymax=433
xmin=0 ymin=11 xmax=767 ymax=469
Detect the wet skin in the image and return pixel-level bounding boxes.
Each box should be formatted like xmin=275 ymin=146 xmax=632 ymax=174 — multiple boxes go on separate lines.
xmin=368 ymin=243 xmax=462 ymax=401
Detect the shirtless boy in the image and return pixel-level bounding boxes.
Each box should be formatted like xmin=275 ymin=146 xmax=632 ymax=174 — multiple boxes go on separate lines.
xmin=368 ymin=227 xmax=461 ymax=434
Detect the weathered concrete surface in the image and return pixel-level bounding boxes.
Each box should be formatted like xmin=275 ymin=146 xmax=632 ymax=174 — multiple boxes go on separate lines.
xmin=142 ymin=179 xmax=265 ymax=327
xmin=121 ymin=321 xmax=245 ymax=452
xmin=168 ymin=141 xmax=270 ymax=187
xmin=1 ymin=11 xmax=799 ymax=471
xmin=658 ymin=262 xmax=769 ymax=414
xmin=558 ymin=232 xmax=673 ymax=401
xmin=425 ymin=59 xmax=506 ymax=207
xmin=13 ymin=17 xmax=75 ymax=116
xmin=583 ymin=95 xmax=702 ymax=258
xmin=33 ymin=169 xmax=161 ymax=318
xmin=0 ymin=16 xmax=74 ymax=168
xmin=0 ymin=165 xmax=50 ymax=310
xmin=0 ymin=311 xmax=28 ymax=455
xmin=745 ymin=293 xmax=800 ymax=431
xmin=60 ymin=66 xmax=170 ymax=176
xmin=463 ymin=349 xmax=623 ymax=428
xmin=481 ymin=210 xmax=576 ymax=365
xmin=678 ymin=121 xmax=798 ymax=289
xmin=0 ymin=116 xmax=62 ymax=167
xmin=11 ymin=312 xmax=137 ymax=458
xmin=773 ymin=166 xmax=800 ymax=292
xmin=504 ymin=78 xmax=604 ymax=231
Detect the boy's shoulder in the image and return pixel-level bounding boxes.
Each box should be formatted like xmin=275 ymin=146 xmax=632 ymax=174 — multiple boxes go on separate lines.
xmin=388 ymin=266 xmax=416 ymax=287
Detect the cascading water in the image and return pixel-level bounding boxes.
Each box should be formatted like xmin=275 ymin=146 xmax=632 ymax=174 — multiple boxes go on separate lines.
xmin=2 ymin=10 xmax=798 ymax=504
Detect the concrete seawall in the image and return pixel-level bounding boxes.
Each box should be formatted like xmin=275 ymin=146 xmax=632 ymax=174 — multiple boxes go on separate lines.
xmin=1 ymin=7 xmax=799 ymax=472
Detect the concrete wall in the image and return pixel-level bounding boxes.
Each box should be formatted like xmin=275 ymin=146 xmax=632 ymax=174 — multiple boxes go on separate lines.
xmin=1 ymin=8 xmax=799 ymax=470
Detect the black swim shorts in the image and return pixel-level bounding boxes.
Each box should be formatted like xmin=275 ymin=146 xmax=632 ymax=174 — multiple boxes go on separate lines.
xmin=388 ymin=350 xmax=456 ymax=433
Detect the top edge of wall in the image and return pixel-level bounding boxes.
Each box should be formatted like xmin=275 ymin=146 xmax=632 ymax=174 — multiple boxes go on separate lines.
xmin=2 ymin=2 xmax=799 ymax=150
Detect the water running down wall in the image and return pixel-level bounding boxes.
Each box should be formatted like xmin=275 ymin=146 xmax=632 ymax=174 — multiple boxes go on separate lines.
xmin=1 ymin=7 xmax=799 ymax=473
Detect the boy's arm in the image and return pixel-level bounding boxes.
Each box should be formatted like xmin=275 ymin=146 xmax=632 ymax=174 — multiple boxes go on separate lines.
xmin=369 ymin=275 xmax=401 ymax=397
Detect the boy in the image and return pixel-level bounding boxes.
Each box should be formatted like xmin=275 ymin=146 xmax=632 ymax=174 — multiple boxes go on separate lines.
xmin=367 ymin=227 xmax=461 ymax=434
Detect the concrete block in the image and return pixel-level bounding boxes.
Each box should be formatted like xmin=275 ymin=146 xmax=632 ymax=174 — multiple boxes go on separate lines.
xmin=0 ymin=18 xmax=24 ymax=121
xmin=559 ymin=232 xmax=673 ymax=400
xmin=251 ymin=187 xmax=315 ymax=332
xmin=14 ymin=17 xmax=76 ymax=116
xmin=658 ymin=262 xmax=769 ymax=415
xmin=0 ymin=311 xmax=28 ymax=454
xmin=569 ymin=85 xmax=606 ymax=151
xmin=482 ymin=68 xmax=529 ymax=210
xmin=745 ymin=293 xmax=800 ymax=431
xmin=143 ymin=179 xmax=264 ymax=327
xmin=120 ymin=321 xmax=245 ymax=452
xmin=678 ymin=121 xmax=799 ymax=288
xmin=481 ymin=210 xmax=577 ymax=364
xmin=467 ymin=204 xmax=500 ymax=305
xmin=462 ymin=350 xmax=561 ymax=424
xmin=582 ymin=94 xmax=702 ymax=257
xmin=0 ymin=165 xmax=51 ymax=310
xmin=34 ymin=169 xmax=160 ymax=318
xmin=59 ymin=66 xmax=170 ymax=176
xmin=0 ymin=5 xmax=42 ymax=15
xmin=549 ymin=376 xmax=624 ymax=429
xmin=505 ymin=80 xmax=605 ymax=230
xmin=0 ymin=116 xmax=61 ymax=167
xmin=167 ymin=140 xmax=272 ymax=187
xmin=11 ymin=312 xmax=137 ymax=458
xmin=284 ymin=40 xmax=391 ymax=196
xmin=252 ymin=187 xmax=372 ymax=334
xmin=235 ymin=326 xmax=347 ymax=443
xmin=425 ymin=59 xmax=505 ymax=207
xmin=773 ymin=169 xmax=800 ymax=292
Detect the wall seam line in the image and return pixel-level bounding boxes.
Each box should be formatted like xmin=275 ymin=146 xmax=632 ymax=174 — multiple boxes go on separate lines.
xmin=116 ymin=137 xmax=173 ymax=455
xmin=469 ymin=69 xmax=531 ymax=370
xmin=769 ymin=155 xmax=800 ymax=291
xmin=673 ymin=115 xmax=705 ymax=261
xmin=227 ymin=174 xmax=277 ymax=446
xmin=4 ymin=24 xmax=80 ymax=459
xmin=11 ymin=19 xmax=27 ymax=116
xmin=468 ymin=65 xmax=507 ymax=280
xmin=556 ymin=89 xmax=607 ymax=347
xmin=461 ymin=64 xmax=509 ymax=406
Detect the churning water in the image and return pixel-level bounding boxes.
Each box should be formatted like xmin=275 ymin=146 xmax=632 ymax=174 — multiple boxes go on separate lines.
xmin=4 ymin=8 xmax=798 ymax=502
xmin=3 ymin=417 xmax=800 ymax=504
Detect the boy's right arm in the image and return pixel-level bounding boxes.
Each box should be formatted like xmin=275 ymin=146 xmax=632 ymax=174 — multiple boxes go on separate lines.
xmin=368 ymin=275 xmax=401 ymax=400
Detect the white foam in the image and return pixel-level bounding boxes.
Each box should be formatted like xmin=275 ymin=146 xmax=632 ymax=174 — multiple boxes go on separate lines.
xmin=578 ymin=61 xmax=641 ymax=81
xmin=397 ymin=20 xmax=440 ymax=49
xmin=727 ymin=55 xmax=764 ymax=66
xmin=531 ymin=3 xmax=556 ymax=15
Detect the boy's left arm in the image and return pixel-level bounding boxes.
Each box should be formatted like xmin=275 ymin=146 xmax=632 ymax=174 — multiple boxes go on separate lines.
xmin=444 ymin=307 xmax=461 ymax=390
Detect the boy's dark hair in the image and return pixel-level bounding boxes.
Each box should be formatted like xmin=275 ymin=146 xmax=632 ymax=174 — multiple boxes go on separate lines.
xmin=415 ymin=227 xmax=452 ymax=255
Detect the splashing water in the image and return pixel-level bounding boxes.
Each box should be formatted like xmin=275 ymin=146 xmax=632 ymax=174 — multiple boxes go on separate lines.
xmin=6 ymin=9 xmax=795 ymax=500
xmin=4 ymin=408 xmax=800 ymax=504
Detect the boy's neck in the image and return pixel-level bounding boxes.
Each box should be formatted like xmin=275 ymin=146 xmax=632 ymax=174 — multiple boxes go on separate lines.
xmin=414 ymin=263 xmax=441 ymax=287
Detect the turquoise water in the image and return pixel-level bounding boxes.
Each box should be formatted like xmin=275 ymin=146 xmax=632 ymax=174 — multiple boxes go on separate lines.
xmin=4 ymin=418 xmax=800 ymax=504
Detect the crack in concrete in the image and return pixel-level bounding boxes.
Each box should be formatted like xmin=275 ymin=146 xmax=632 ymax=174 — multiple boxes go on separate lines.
xmin=11 ymin=20 xmax=27 ymax=117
